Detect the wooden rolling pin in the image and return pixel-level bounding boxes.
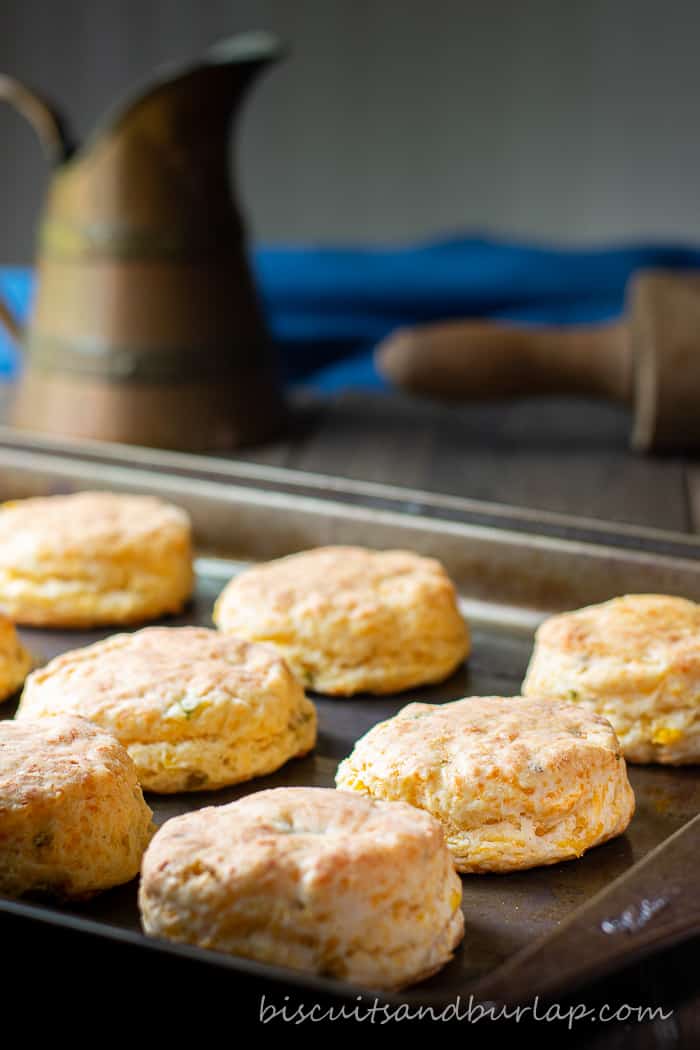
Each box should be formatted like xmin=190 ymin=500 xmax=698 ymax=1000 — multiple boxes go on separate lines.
xmin=375 ymin=270 xmax=700 ymax=452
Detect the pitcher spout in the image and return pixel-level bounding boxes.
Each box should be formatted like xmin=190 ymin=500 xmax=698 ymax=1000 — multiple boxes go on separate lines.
xmin=101 ymin=29 xmax=284 ymax=146
xmin=40 ymin=30 xmax=284 ymax=261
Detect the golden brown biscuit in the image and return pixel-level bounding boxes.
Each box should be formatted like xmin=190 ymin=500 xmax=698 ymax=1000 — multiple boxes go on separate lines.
xmin=0 ymin=490 xmax=193 ymax=627
xmin=213 ymin=546 xmax=469 ymax=695
xmin=336 ymin=695 xmax=634 ymax=873
xmin=0 ymin=715 xmax=154 ymax=899
xmin=523 ymin=594 xmax=700 ymax=765
xmin=0 ymin=615 xmax=31 ymax=703
xmin=17 ymin=626 xmax=317 ymax=793
xmin=139 ymin=786 xmax=463 ymax=989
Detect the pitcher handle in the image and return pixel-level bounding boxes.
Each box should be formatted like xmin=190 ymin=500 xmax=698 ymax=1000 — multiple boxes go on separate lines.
xmin=0 ymin=297 xmax=23 ymax=345
xmin=0 ymin=74 xmax=72 ymax=346
xmin=0 ymin=74 xmax=71 ymax=161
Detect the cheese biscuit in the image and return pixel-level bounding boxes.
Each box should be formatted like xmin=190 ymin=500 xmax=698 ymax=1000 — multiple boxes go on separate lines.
xmin=139 ymin=787 xmax=463 ymax=989
xmin=0 ymin=716 xmax=154 ymax=899
xmin=213 ymin=546 xmax=469 ymax=695
xmin=0 ymin=615 xmax=31 ymax=703
xmin=0 ymin=491 xmax=193 ymax=627
xmin=524 ymin=594 xmax=700 ymax=764
xmin=336 ymin=695 xmax=634 ymax=872
xmin=17 ymin=626 xmax=317 ymax=793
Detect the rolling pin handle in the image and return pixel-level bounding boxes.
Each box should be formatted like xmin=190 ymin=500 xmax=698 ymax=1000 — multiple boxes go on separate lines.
xmin=376 ymin=318 xmax=633 ymax=405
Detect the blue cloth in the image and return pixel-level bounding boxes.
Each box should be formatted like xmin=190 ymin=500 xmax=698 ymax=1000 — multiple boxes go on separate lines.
xmin=4 ymin=238 xmax=700 ymax=392
xmin=0 ymin=267 xmax=32 ymax=378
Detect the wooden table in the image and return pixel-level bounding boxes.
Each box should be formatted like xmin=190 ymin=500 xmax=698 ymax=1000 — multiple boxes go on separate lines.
xmin=243 ymin=391 xmax=700 ymax=535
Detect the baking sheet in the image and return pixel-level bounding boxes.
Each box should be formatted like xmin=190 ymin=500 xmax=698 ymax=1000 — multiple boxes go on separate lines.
xmin=1 ymin=440 xmax=699 ymax=1005
xmin=2 ymin=562 xmax=699 ymax=1006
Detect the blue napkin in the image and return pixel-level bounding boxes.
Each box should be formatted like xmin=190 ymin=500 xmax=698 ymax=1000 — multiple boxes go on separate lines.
xmin=4 ymin=238 xmax=700 ymax=392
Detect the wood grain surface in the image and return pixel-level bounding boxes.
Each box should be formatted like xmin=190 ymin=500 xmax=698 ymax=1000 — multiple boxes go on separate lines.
xmin=238 ymin=391 xmax=696 ymax=534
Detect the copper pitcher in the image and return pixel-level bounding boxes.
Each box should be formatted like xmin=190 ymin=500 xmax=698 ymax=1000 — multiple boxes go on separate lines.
xmin=0 ymin=31 xmax=285 ymax=450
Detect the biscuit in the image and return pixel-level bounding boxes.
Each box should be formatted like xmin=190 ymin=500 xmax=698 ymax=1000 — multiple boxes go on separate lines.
xmin=336 ymin=695 xmax=634 ymax=873
xmin=0 ymin=616 xmax=31 ymax=703
xmin=17 ymin=626 xmax=317 ymax=793
xmin=213 ymin=546 xmax=470 ymax=696
xmin=0 ymin=491 xmax=193 ymax=627
xmin=0 ymin=715 xmax=154 ymax=899
xmin=523 ymin=594 xmax=700 ymax=765
xmin=139 ymin=786 xmax=463 ymax=989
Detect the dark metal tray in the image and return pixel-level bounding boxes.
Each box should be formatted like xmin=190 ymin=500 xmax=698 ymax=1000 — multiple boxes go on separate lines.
xmin=0 ymin=437 xmax=699 ymax=1008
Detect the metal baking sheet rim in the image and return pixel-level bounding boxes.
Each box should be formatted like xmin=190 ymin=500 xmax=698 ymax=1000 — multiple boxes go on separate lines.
xmin=0 ymin=445 xmax=698 ymax=628
xmin=5 ymin=887 xmax=699 ymax=1010
xmin=2 ymin=422 xmax=699 ymax=553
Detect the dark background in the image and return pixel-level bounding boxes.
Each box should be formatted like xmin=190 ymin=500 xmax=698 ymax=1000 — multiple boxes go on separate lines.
xmin=2 ymin=0 xmax=700 ymax=262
